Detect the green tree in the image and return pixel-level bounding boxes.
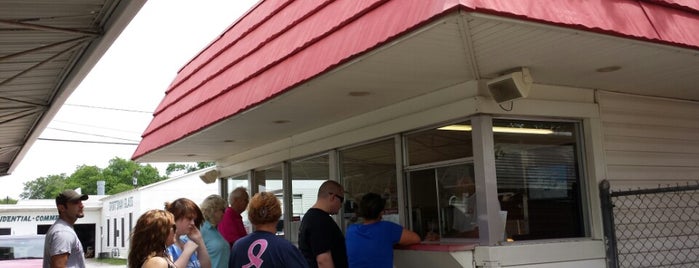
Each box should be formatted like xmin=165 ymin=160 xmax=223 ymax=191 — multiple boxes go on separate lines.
xmin=67 ymin=165 xmax=103 ymax=194
xmin=165 ymin=163 xmax=188 ymax=176
xmin=20 ymin=174 xmax=68 ymax=199
xmin=109 ymin=183 xmax=137 ymax=194
xmin=100 ymin=157 xmax=166 ymax=194
xmin=165 ymin=162 xmax=215 ymax=176
xmin=19 ymin=157 xmax=168 ymax=199
xmin=1 ymin=196 xmax=18 ymax=204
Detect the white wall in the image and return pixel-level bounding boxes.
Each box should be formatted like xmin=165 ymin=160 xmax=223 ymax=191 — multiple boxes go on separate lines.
xmin=0 ymin=198 xmax=103 ymax=234
xmin=598 ymin=90 xmax=699 ymax=190
xmin=0 ymin=196 xmax=105 ymax=254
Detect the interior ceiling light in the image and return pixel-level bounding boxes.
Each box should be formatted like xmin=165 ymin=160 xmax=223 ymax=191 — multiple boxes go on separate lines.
xmin=438 ymin=124 xmax=564 ymax=135
xmin=595 ymin=66 xmax=621 ymax=73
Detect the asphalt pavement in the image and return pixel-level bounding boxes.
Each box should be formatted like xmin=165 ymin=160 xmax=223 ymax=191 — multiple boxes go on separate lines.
xmin=86 ymin=258 xmax=126 ymax=267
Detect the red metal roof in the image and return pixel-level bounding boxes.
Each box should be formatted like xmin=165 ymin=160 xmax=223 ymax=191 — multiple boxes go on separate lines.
xmin=132 ymin=0 xmax=699 ymax=160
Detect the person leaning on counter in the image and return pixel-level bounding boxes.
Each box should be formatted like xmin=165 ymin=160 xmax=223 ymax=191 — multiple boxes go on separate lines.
xmin=345 ymin=192 xmax=421 ymax=268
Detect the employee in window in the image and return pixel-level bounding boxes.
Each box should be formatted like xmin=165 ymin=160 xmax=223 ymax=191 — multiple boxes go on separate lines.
xmin=345 ymin=192 xmax=421 ymax=268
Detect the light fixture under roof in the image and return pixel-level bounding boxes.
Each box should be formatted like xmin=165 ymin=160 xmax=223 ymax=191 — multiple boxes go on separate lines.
xmin=438 ymin=124 xmax=568 ymax=135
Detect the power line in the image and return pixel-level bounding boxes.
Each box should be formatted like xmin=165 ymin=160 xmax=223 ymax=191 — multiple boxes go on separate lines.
xmin=64 ymin=103 xmax=152 ymax=114
xmin=37 ymin=138 xmax=139 ymax=145
xmin=46 ymin=127 xmax=140 ymax=142
xmin=51 ymin=120 xmax=142 ymax=134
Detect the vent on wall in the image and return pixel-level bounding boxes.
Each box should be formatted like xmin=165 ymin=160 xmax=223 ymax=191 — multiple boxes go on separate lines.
xmin=487 ymin=68 xmax=532 ymax=103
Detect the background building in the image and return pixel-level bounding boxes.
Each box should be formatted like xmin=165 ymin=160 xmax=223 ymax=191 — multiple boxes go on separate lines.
xmin=0 ymin=168 xmax=219 ymax=260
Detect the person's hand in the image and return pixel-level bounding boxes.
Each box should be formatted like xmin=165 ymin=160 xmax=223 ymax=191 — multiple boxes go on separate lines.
xmin=188 ymin=225 xmax=204 ymax=244
xmin=184 ymin=240 xmax=199 ymax=252
xmin=424 ymin=231 xmax=440 ymax=241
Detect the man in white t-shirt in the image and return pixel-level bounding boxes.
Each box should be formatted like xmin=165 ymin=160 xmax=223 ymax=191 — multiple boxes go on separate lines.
xmin=43 ymin=189 xmax=88 ymax=268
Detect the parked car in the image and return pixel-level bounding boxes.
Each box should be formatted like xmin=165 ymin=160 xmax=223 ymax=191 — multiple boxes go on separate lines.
xmin=0 ymin=235 xmax=44 ymax=268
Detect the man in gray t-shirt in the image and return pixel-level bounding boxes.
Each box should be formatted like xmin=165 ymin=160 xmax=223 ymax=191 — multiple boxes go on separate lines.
xmin=43 ymin=189 xmax=88 ymax=268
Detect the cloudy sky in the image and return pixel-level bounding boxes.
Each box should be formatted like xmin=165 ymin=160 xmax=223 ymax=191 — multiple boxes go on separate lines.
xmin=1 ymin=0 xmax=259 ymax=200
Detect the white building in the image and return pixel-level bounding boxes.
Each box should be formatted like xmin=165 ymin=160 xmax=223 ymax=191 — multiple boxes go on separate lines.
xmin=0 ymin=168 xmax=219 ymax=259
xmin=99 ymin=167 xmax=220 ymax=258
xmin=0 ymin=194 xmax=104 ymax=257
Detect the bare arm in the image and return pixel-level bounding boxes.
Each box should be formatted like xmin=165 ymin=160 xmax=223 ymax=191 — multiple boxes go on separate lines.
xmin=173 ymin=241 xmax=199 ymax=268
xmin=194 ymin=241 xmax=211 ymax=268
xmin=398 ymin=228 xmax=421 ymax=245
xmin=142 ymin=256 xmax=170 ymax=268
xmin=49 ymin=253 xmax=69 ymax=268
xmin=316 ymin=251 xmax=335 ymax=268
xmin=188 ymin=226 xmax=212 ymax=268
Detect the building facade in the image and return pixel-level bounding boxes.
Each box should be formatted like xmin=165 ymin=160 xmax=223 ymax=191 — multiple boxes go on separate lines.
xmin=131 ymin=1 xmax=699 ymax=267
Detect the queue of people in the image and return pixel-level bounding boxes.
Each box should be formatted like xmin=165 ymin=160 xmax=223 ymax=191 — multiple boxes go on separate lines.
xmin=46 ymin=180 xmax=420 ymax=268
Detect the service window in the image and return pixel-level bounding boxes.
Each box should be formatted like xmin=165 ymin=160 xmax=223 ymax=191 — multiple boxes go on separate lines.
xmin=404 ymin=118 xmax=587 ymax=242
xmin=290 ymin=154 xmax=329 ymax=243
xmin=252 ymin=165 xmax=283 ymax=234
xmin=493 ymin=119 xmax=586 ymax=240
xmin=340 ymin=138 xmax=398 ymax=228
xmin=404 ymin=120 xmax=475 ymax=241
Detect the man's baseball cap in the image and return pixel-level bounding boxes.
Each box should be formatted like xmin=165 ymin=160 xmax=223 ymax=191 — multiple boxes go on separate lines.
xmin=56 ymin=189 xmax=88 ymax=205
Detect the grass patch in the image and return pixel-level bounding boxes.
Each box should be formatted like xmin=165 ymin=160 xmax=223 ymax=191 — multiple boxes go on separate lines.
xmin=95 ymin=258 xmax=127 ymax=265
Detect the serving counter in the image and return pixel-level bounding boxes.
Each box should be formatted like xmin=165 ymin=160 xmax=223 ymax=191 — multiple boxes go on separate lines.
xmin=394 ymin=242 xmax=477 ymax=268
xmin=394 ymin=239 xmax=606 ymax=268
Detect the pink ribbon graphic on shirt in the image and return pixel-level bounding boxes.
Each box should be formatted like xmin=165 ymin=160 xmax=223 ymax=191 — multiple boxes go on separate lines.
xmin=242 ymin=239 xmax=268 ymax=268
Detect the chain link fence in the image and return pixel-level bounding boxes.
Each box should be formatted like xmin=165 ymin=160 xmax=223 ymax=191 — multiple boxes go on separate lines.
xmin=600 ymin=180 xmax=699 ymax=268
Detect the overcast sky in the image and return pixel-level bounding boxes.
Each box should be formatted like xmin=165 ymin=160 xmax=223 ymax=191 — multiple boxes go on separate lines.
xmin=1 ymin=0 xmax=259 ymax=200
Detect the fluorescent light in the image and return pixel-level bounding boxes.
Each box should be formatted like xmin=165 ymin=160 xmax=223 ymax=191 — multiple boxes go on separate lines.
xmin=438 ymin=125 xmax=472 ymax=131
xmin=438 ymin=125 xmax=556 ymax=135
xmin=492 ymin=126 xmax=553 ymax=135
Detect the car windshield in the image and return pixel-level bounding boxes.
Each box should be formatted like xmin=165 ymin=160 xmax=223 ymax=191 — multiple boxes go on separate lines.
xmin=0 ymin=236 xmax=44 ymax=260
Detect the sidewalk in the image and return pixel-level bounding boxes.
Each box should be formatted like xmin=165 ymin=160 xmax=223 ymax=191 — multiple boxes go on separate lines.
xmin=86 ymin=258 xmax=126 ymax=267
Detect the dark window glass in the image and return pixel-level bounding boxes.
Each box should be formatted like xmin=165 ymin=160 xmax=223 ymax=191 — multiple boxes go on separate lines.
xmin=341 ymin=139 xmax=397 ymax=227
xmin=290 ymin=154 xmax=329 ymax=243
xmin=405 ymin=121 xmax=472 ymax=166
xmin=493 ymin=119 xmax=585 ymax=240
